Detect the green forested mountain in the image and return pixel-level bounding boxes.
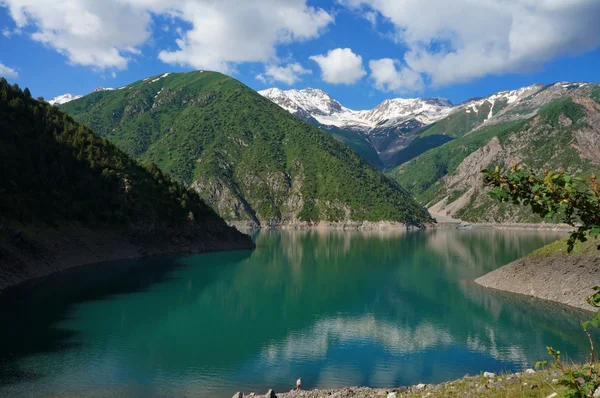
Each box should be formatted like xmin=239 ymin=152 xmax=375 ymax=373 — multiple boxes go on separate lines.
xmin=0 ymin=77 xmax=251 ymax=255
xmin=387 ymin=83 xmax=600 ymax=223
xmin=61 ymin=71 xmax=430 ymax=227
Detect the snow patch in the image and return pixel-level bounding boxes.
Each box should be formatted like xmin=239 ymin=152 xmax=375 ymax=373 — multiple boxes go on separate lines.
xmin=149 ymin=73 xmax=172 ymax=84
xmin=48 ymin=93 xmax=82 ymax=105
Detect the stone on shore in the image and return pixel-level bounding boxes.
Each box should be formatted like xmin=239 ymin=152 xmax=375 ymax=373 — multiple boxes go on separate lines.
xmin=266 ymin=389 xmax=277 ymax=398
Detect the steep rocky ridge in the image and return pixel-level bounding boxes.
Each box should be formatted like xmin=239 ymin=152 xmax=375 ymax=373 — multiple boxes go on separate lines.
xmin=61 ymin=71 xmax=430 ymax=228
xmin=389 ymin=83 xmax=600 ymax=223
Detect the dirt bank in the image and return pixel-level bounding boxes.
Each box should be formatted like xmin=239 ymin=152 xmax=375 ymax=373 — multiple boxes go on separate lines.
xmin=0 ymin=221 xmax=254 ymax=292
xmin=475 ymin=238 xmax=600 ymax=311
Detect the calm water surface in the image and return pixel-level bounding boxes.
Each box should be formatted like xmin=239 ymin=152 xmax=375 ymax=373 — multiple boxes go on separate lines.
xmin=0 ymin=229 xmax=592 ymax=397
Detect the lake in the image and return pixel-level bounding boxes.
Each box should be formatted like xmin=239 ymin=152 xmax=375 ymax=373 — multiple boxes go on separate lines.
xmin=0 ymin=228 xmax=592 ymax=397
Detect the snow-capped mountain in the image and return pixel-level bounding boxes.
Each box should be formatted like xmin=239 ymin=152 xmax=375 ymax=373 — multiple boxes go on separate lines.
xmin=459 ymin=84 xmax=545 ymax=121
xmin=49 ymin=86 xmax=119 ymax=106
xmin=260 ymin=82 xmax=589 ymax=171
xmin=48 ymin=93 xmax=82 ymax=106
xmin=259 ymin=88 xmax=454 ymax=130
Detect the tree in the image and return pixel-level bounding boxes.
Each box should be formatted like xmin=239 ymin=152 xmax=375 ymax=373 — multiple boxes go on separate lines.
xmin=483 ymin=166 xmax=600 ymax=397
xmin=483 ymin=166 xmax=600 ymax=252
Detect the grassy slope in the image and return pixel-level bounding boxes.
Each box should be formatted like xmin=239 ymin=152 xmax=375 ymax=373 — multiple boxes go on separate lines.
xmin=387 ymin=120 xmax=528 ymax=199
xmin=323 ymin=125 xmax=384 ymax=170
xmin=387 ymin=95 xmax=600 ymax=222
xmin=62 ymin=71 xmax=430 ymax=225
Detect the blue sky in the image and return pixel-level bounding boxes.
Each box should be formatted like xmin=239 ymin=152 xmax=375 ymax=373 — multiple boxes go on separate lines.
xmin=1 ymin=0 xmax=599 ymax=109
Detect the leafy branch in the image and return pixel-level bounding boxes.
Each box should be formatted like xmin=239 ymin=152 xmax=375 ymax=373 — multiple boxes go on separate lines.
xmin=483 ymin=166 xmax=600 ymax=397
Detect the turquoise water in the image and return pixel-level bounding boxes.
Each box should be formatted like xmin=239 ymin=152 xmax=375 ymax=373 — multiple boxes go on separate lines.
xmin=0 ymin=229 xmax=592 ymax=397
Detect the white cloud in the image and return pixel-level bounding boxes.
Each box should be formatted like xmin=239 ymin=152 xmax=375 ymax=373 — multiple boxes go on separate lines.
xmin=0 ymin=62 xmax=18 ymax=78
xmin=309 ymin=48 xmax=366 ymax=85
xmin=256 ymin=63 xmax=312 ymax=85
xmin=1 ymin=0 xmax=333 ymax=72
xmin=1 ymin=0 xmax=152 ymax=70
xmin=369 ymin=58 xmax=423 ymax=93
xmin=341 ymin=0 xmax=600 ymax=89
xmin=156 ymin=0 xmax=333 ymax=73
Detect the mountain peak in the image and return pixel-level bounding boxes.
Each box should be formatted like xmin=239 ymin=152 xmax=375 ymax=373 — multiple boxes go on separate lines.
xmin=48 ymin=93 xmax=83 ymax=106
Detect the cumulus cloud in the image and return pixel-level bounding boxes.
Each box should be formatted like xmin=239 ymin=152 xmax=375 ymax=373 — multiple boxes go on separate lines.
xmin=158 ymin=1 xmax=333 ymax=73
xmin=341 ymin=0 xmax=600 ymax=90
xmin=309 ymin=48 xmax=366 ymax=85
xmin=0 ymin=62 xmax=18 ymax=78
xmin=369 ymin=58 xmax=423 ymax=92
xmin=256 ymin=63 xmax=312 ymax=85
xmin=1 ymin=0 xmax=333 ymax=72
xmin=1 ymin=0 xmax=152 ymax=70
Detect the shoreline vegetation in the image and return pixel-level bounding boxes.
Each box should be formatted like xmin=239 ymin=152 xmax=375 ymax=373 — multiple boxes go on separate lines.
xmin=233 ymin=368 xmax=569 ymax=398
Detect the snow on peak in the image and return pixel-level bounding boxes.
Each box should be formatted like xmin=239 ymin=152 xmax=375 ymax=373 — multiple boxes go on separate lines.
xmin=92 ymin=87 xmax=115 ymax=92
xmin=359 ymin=97 xmax=454 ymax=126
xmin=259 ymin=87 xmax=348 ymax=117
xmin=259 ymin=87 xmax=455 ymax=129
xmin=48 ymin=93 xmax=83 ymax=105
xmin=460 ymin=84 xmax=545 ymax=120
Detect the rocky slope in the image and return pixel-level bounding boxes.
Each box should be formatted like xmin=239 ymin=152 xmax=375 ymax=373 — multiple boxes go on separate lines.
xmin=61 ymin=71 xmax=430 ymax=228
xmin=476 ymin=238 xmax=600 ymax=311
xmin=0 ymin=78 xmax=254 ymax=290
xmin=388 ymin=82 xmax=600 ymax=223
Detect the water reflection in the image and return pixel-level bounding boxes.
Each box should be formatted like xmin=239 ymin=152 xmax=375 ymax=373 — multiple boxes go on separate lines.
xmin=0 ymin=228 xmax=588 ymax=398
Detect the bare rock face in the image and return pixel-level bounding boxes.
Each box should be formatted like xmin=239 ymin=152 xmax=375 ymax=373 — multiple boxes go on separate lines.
xmin=429 ymin=137 xmax=502 ymax=218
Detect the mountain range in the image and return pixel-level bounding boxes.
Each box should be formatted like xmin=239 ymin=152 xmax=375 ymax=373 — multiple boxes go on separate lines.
xmin=262 ymin=81 xmax=600 ymax=223
xmin=260 ymin=85 xmax=548 ymax=171
xmin=49 ymin=72 xmax=600 ymax=225
xmin=59 ymin=71 xmax=430 ymax=228
xmin=387 ymin=82 xmax=600 ymax=223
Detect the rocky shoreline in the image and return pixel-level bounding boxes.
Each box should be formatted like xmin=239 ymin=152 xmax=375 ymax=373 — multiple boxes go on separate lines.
xmin=0 ymin=222 xmax=254 ymax=293
xmin=228 ymin=220 xmax=424 ymax=231
xmin=232 ymin=369 xmax=567 ymax=398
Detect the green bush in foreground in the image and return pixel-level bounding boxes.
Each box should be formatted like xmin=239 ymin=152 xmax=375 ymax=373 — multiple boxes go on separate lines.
xmin=483 ymin=166 xmax=600 ymax=397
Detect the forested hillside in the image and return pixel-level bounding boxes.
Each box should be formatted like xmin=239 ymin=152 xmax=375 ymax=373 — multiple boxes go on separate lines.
xmin=0 ymin=78 xmax=253 ymax=289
